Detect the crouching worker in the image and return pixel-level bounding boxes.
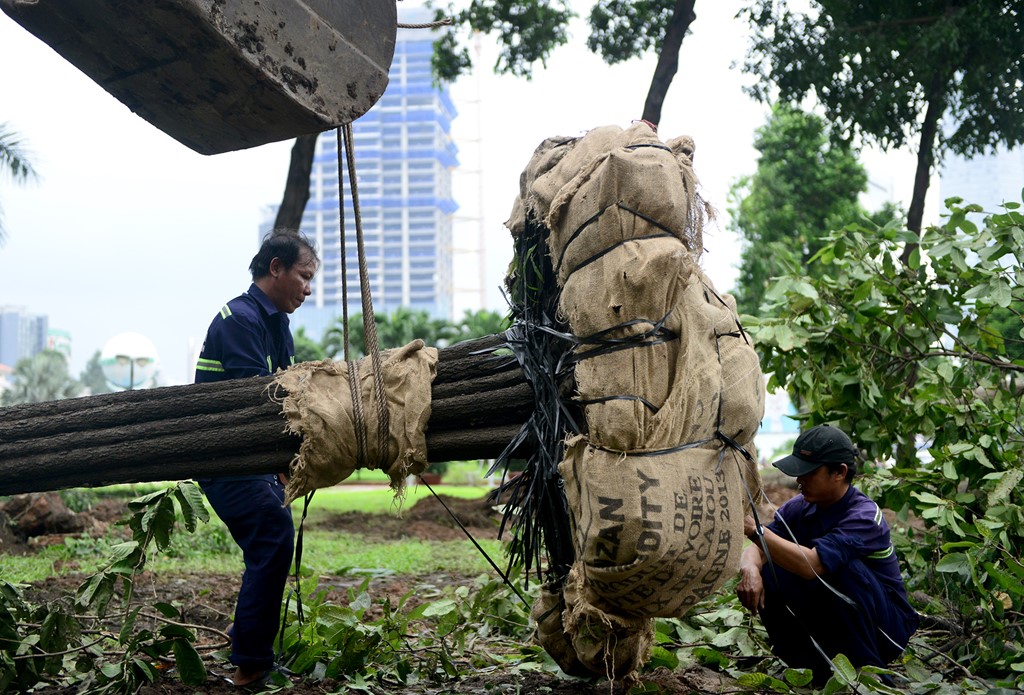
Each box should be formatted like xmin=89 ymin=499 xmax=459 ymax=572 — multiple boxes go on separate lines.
xmin=737 ymin=424 xmax=918 ymax=684
xmin=194 ymin=230 xmax=319 ymax=687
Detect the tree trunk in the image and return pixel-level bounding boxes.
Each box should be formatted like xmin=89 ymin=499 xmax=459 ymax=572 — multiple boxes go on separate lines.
xmin=640 ymin=0 xmax=697 ymax=127
xmin=0 ymin=335 xmax=533 ymax=496
xmin=905 ymin=70 xmax=947 ymax=240
xmin=273 ymin=133 xmax=319 ymax=231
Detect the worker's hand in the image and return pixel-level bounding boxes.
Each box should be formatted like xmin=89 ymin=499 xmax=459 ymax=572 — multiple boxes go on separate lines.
xmin=736 ymin=563 xmax=765 ymax=612
xmin=743 ymin=514 xmax=759 ymax=539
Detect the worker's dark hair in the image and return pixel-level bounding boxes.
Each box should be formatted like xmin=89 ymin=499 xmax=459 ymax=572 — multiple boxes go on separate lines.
xmin=249 ymin=229 xmax=319 ymax=281
xmin=824 ymin=459 xmax=858 ymax=483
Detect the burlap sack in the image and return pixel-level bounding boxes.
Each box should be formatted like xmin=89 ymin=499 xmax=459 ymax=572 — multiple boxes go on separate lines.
xmin=506 ymin=122 xmax=765 ymax=679
xmin=564 ymin=261 xmax=763 ymax=451
xmin=713 ymin=291 xmax=765 ymax=443
xmin=562 ymin=563 xmax=653 ymax=679
xmin=544 ymin=128 xmax=700 ymax=286
xmin=530 ymin=583 xmax=591 ymax=678
xmin=272 ymin=340 xmax=437 ymax=504
xmin=559 ymin=437 xmax=755 ymax=619
xmin=505 ymin=134 xmax=580 ymax=239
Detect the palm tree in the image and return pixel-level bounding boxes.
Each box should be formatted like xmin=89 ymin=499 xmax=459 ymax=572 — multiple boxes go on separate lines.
xmin=450 ymin=309 xmax=509 ymax=345
xmin=321 ymin=308 xmax=458 ymax=359
xmin=0 ymin=122 xmax=39 ymax=244
xmin=1 ymin=350 xmax=81 ymax=406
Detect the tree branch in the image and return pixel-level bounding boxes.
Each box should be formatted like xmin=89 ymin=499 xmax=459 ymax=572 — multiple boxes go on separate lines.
xmin=274 ymin=133 xmax=319 ymax=231
xmin=640 ymin=0 xmax=697 ymax=126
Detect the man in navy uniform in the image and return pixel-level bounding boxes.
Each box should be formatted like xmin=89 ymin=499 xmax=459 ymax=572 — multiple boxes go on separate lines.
xmin=737 ymin=424 xmax=918 ymax=683
xmin=195 ymin=230 xmax=318 ymax=687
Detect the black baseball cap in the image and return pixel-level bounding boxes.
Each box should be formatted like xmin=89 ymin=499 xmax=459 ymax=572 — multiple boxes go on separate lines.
xmin=773 ymin=424 xmax=858 ymax=477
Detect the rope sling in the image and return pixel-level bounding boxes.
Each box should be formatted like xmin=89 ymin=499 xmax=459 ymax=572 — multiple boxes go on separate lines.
xmin=280 ymin=75 xmax=530 ymax=658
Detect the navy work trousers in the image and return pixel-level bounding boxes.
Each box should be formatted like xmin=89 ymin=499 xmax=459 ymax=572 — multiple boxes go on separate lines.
xmin=759 ymin=558 xmax=914 ymax=681
xmin=200 ymin=475 xmax=294 ymax=672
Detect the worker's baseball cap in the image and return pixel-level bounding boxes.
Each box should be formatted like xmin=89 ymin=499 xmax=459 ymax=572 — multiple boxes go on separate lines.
xmin=773 ymin=424 xmax=858 ymax=477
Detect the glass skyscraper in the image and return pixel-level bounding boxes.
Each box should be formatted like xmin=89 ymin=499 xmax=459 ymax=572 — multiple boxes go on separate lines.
xmin=0 ymin=306 xmax=49 ymax=368
xmin=280 ymin=9 xmax=458 ymax=341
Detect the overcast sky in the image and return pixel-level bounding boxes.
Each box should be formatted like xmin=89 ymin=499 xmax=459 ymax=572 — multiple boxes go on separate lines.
xmin=0 ymin=1 xmax=921 ymax=385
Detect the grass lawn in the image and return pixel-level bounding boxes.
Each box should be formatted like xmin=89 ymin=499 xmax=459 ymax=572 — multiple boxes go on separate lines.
xmin=0 ymin=482 xmax=505 ymax=584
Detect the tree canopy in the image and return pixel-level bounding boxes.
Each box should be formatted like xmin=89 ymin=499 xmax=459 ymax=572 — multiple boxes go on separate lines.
xmin=741 ymin=1 xmax=1024 ymax=233
xmin=320 ymin=307 xmax=507 ymax=360
xmin=0 ymin=122 xmax=39 ymax=243
xmin=729 ymin=105 xmax=870 ymax=315
xmin=79 ymin=350 xmax=112 ymax=396
xmin=293 ymin=326 xmax=327 ymax=364
xmin=1 ymin=350 xmax=80 ymax=406
xmin=747 ymin=196 xmax=1024 ymax=682
xmin=432 ymin=0 xmax=697 ymax=125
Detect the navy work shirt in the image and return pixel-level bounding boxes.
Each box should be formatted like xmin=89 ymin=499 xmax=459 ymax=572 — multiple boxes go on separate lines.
xmin=195 ymin=283 xmax=294 ymax=383
xmin=768 ymin=486 xmax=911 ymax=602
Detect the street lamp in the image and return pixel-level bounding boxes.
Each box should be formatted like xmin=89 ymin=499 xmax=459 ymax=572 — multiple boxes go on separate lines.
xmin=100 ymin=333 xmax=159 ymax=391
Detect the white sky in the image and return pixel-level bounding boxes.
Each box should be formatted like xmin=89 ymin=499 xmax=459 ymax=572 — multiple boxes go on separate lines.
xmin=0 ymin=1 xmax=924 ymax=385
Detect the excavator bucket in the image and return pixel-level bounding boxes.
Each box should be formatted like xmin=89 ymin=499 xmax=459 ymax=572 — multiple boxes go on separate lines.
xmin=0 ymin=0 xmax=396 ymax=155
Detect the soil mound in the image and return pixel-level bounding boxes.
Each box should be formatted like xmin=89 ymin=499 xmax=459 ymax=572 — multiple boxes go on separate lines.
xmin=311 ymin=492 xmax=503 ymax=542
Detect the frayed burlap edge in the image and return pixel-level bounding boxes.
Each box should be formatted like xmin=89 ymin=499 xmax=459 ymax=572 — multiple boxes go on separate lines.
xmin=562 ymin=563 xmax=654 ymax=681
xmin=269 ymin=340 xmax=437 ymax=505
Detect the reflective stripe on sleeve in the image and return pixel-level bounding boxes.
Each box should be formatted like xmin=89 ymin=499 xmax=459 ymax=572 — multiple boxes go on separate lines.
xmin=219 ymin=304 xmax=232 ymax=320
xmin=868 ymin=545 xmax=894 ymax=560
xmin=196 ymin=358 xmax=225 ymax=373
xmin=266 ymin=355 xmax=273 ymax=372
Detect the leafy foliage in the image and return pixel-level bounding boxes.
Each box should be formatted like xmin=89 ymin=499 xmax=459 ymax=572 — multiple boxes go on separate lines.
xmin=292 ymin=326 xmax=326 ymax=363
xmin=1 ymin=350 xmax=81 ymax=406
xmin=0 ymin=483 xmax=211 ymax=692
xmin=430 ymin=0 xmax=576 ymax=81
xmin=741 ymin=1 xmax=1024 ymax=231
xmin=430 ymin=0 xmax=696 ymax=123
xmin=320 ymin=307 xmax=508 ymax=359
xmin=0 ymin=122 xmax=39 ymax=244
xmin=729 ymin=104 xmax=877 ymax=315
xmin=742 ymin=1 xmax=1024 ymax=156
xmin=78 ymin=350 xmax=112 ymax=396
xmin=273 ymin=572 xmax=534 ymax=689
xmin=746 ymin=196 xmax=1024 ymax=687
xmin=0 ymin=483 xmax=541 ymax=692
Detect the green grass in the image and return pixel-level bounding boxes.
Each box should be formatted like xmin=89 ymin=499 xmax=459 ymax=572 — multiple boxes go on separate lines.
xmin=1 ymin=483 xmax=504 ymax=584
xmin=297 ymin=483 xmax=491 ymax=517
xmin=296 ymin=533 xmax=503 ymax=577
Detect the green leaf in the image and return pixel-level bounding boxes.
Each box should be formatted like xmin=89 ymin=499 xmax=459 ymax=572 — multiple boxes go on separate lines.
xmin=783 ymin=667 xmax=814 ymax=687
xmin=76 ymin=573 xmax=115 ymax=616
xmin=989 ymin=469 xmax=1023 ymax=508
xmin=737 ymin=672 xmax=791 ymax=692
xmin=128 ymin=489 xmax=169 ymax=510
xmin=983 ymin=562 xmax=1024 ymax=598
xmin=830 ymin=652 xmax=858 ymax=684
xmin=907 ymin=246 xmax=921 ymax=269
xmin=159 ymin=624 xmax=194 ymax=640
xmin=141 ymin=496 xmax=177 ymax=551
xmin=645 ymin=645 xmax=679 ymax=670
xmin=935 ymin=552 xmax=971 ymax=576
xmin=174 ymin=482 xmax=209 ymax=532
xmin=153 ymin=602 xmax=179 ymax=619
xmin=421 ymin=598 xmax=456 ymax=617
xmin=991 ymin=278 xmax=1013 ymax=308
xmin=942 ymin=458 xmax=957 ymax=480
xmin=119 ymin=606 xmax=141 ymax=644
xmin=172 ymin=639 xmax=207 ymax=686
xmin=692 ymin=646 xmax=729 ymax=668
xmin=912 ymin=491 xmax=944 ymax=505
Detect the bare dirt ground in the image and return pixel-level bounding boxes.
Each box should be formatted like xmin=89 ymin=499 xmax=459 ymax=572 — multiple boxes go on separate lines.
xmin=5 ymin=490 xmax=775 ymax=694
